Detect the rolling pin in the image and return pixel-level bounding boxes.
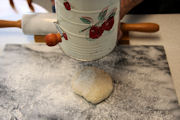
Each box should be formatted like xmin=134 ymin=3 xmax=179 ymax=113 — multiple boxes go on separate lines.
xmin=0 ymin=13 xmax=57 ymax=35
xmin=45 ymin=23 xmax=159 ymax=46
xmin=0 ymin=13 xmax=159 ymax=45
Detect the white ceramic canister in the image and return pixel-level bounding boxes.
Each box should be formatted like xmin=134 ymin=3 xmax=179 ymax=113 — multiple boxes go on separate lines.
xmin=55 ymin=0 xmax=120 ymax=61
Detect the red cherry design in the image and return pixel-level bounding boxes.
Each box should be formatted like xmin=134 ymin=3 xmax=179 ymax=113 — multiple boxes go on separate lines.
xmin=63 ymin=33 xmax=68 ymax=40
xmin=99 ymin=26 xmax=104 ymax=36
xmin=64 ymin=1 xmax=71 ymax=11
xmin=102 ymin=16 xmax=114 ymax=31
xmin=89 ymin=26 xmax=104 ymax=39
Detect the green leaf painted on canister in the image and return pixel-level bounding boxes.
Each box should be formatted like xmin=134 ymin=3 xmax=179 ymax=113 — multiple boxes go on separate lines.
xmin=98 ymin=7 xmax=108 ymax=21
xmin=80 ymin=17 xmax=93 ymax=24
xmin=108 ymin=8 xmax=117 ymax=18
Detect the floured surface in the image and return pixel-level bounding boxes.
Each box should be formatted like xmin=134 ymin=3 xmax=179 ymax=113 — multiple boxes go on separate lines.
xmin=0 ymin=44 xmax=180 ymax=120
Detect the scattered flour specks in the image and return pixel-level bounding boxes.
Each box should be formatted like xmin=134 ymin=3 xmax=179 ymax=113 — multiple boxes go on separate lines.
xmin=0 ymin=44 xmax=179 ymax=120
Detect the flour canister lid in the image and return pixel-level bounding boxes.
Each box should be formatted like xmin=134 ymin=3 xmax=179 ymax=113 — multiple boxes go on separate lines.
xmin=56 ymin=0 xmax=120 ymax=61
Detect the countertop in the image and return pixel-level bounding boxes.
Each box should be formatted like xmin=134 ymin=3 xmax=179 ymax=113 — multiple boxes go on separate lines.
xmin=122 ymin=14 xmax=180 ymax=103
xmin=0 ymin=44 xmax=179 ymax=120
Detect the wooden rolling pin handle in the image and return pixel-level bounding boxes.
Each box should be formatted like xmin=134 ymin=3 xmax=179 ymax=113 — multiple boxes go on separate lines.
xmin=121 ymin=23 xmax=159 ymax=32
xmin=0 ymin=20 xmax=21 ymax=28
xmin=45 ymin=33 xmax=62 ymax=47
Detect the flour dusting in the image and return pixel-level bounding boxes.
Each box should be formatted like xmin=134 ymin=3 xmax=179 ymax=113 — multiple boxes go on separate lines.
xmin=0 ymin=44 xmax=179 ymax=120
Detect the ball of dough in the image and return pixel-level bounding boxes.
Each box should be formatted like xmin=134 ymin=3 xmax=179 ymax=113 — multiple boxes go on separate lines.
xmin=72 ymin=67 xmax=113 ymax=104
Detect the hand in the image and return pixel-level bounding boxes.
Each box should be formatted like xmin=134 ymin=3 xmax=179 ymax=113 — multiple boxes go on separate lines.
xmin=9 ymin=0 xmax=34 ymax=12
xmin=120 ymin=0 xmax=143 ymax=19
xmin=117 ymin=0 xmax=143 ymax=41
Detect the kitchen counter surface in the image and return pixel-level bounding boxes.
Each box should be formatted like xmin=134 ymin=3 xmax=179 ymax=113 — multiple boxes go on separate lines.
xmin=122 ymin=14 xmax=180 ymax=104
xmin=0 ymin=44 xmax=179 ymax=120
